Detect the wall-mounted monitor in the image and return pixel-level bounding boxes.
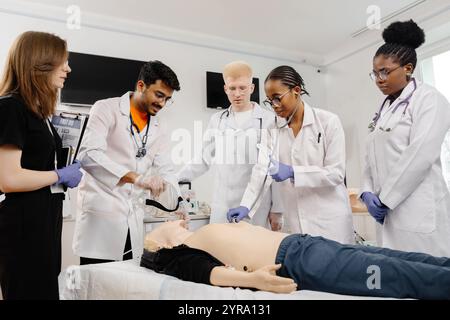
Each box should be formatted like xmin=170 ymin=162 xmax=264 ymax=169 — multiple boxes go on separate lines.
xmin=61 ymin=52 xmax=146 ymax=106
xmin=206 ymin=71 xmax=259 ymax=109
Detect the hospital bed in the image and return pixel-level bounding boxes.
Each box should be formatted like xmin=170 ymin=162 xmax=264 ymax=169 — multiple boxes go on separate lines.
xmin=59 ymin=259 xmax=399 ymax=300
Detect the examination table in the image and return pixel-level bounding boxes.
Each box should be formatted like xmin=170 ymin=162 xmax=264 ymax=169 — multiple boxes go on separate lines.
xmin=59 ymin=259 xmax=401 ymax=300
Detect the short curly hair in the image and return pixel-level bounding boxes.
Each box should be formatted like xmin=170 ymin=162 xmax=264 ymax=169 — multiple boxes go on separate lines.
xmin=137 ymin=60 xmax=180 ymax=91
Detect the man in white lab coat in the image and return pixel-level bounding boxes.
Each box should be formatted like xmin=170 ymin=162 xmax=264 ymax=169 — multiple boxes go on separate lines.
xmin=177 ymin=61 xmax=281 ymax=227
xmin=73 ymin=61 xmax=181 ymax=264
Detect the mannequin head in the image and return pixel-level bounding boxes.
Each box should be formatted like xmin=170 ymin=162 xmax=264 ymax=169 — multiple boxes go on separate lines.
xmin=144 ymin=219 xmax=192 ymax=252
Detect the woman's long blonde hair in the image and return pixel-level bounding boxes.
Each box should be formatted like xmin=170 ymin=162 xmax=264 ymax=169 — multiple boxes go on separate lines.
xmin=0 ymin=31 xmax=68 ymax=119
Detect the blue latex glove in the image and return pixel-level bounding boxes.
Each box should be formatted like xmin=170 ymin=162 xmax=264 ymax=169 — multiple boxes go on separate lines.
xmin=376 ymin=216 xmax=385 ymax=225
xmin=361 ymin=192 xmax=388 ymax=224
xmin=227 ymin=206 xmax=250 ymax=223
xmin=269 ymin=158 xmax=294 ymax=182
xmin=55 ymin=160 xmax=83 ymax=188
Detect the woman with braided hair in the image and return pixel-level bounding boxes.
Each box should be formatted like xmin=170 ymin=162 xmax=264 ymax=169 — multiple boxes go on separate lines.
xmin=228 ymin=65 xmax=354 ymax=244
xmin=360 ymin=20 xmax=450 ymax=256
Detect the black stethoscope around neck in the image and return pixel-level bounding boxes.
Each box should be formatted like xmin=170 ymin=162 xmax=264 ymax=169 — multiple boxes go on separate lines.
xmin=368 ymin=78 xmax=417 ymax=133
xmin=130 ymin=113 xmax=151 ymax=158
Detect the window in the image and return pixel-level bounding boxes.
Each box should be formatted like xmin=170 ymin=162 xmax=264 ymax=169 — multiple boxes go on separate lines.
xmin=421 ymin=50 xmax=450 ymax=190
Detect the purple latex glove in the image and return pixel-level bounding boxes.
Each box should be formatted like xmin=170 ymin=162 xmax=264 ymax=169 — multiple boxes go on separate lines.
xmin=361 ymin=192 xmax=388 ymax=224
xmin=55 ymin=160 xmax=83 ymax=188
xmin=227 ymin=206 xmax=250 ymax=223
xmin=269 ymin=158 xmax=294 ymax=182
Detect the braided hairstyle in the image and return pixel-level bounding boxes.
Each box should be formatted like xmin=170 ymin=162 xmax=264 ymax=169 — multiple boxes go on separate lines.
xmin=265 ymin=65 xmax=310 ymax=96
xmin=375 ymin=20 xmax=425 ymax=69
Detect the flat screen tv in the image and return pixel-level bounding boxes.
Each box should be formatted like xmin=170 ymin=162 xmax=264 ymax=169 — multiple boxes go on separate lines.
xmin=206 ymin=71 xmax=259 ymax=109
xmin=61 ymin=52 xmax=145 ymax=106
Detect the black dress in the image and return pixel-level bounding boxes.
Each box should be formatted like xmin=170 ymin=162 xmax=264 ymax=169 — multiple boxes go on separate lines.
xmin=0 ymin=95 xmax=64 ymax=300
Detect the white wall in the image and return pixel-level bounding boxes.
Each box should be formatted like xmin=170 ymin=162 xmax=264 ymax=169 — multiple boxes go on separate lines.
xmin=0 ymin=10 xmax=326 ymax=208
xmin=0 ymin=6 xmax=325 ymax=269
xmin=323 ymin=44 xmax=383 ymax=189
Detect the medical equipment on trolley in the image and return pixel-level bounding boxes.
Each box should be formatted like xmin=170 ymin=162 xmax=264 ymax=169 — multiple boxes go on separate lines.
xmin=132 ymin=176 xmax=188 ymax=219
xmin=178 ymin=181 xmax=200 ymax=215
xmin=368 ymin=78 xmax=417 ymax=132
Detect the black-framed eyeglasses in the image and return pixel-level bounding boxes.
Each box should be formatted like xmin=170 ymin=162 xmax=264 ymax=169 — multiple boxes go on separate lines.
xmin=153 ymin=90 xmax=173 ymax=106
xmin=369 ymin=65 xmax=402 ymax=81
xmin=263 ymin=89 xmax=291 ymax=109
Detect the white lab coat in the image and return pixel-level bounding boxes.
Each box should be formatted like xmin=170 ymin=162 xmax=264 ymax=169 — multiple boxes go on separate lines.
xmin=362 ymin=80 xmax=450 ymax=256
xmin=241 ymin=102 xmax=354 ymax=244
xmin=73 ymin=92 xmax=178 ymax=260
xmin=441 ymin=130 xmax=450 ymax=191
xmin=177 ymin=103 xmax=282 ymax=226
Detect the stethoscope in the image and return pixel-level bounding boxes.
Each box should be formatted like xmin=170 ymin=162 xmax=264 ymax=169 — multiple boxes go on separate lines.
xmin=368 ymin=78 xmax=417 ymax=133
xmin=130 ymin=113 xmax=150 ymax=158
xmin=218 ymin=107 xmax=263 ymax=144
xmin=273 ymin=104 xmax=299 ymax=129
xmin=240 ymin=104 xmax=323 ymax=219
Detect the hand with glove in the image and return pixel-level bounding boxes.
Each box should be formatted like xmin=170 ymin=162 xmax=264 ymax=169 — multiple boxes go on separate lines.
xmin=227 ymin=206 xmax=250 ymax=223
xmin=55 ymin=160 xmax=83 ymax=188
xmin=360 ymin=192 xmax=389 ymax=224
xmin=174 ymin=209 xmax=190 ymax=222
xmin=269 ymin=158 xmax=294 ymax=182
xmin=135 ymin=175 xmax=166 ymax=197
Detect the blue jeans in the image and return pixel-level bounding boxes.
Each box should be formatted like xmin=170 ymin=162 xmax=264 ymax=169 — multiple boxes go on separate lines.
xmin=275 ymin=234 xmax=450 ymax=300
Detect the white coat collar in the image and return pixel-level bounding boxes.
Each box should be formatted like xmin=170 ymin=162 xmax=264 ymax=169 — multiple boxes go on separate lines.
xmin=251 ymin=102 xmax=264 ymax=120
xmin=119 ymin=91 xmax=132 ymax=116
xmin=227 ymin=102 xmax=263 ymax=118
xmin=224 ymin=102 xmax=263 ymax=130
xmin=392 ymin=78 xmax=421 ymax=103
xmin=302 ymin=101 xmax=314 ymax=127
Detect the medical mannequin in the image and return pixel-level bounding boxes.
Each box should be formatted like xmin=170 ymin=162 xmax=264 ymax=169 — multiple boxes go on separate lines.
xmin=361 ymin=20 xmax=450 ymax=256
xmin=141 ymin=220 xmax=450 ymax=299
xmin=228 ymin=66 xmax=354 ymax=244
xmin=177 ymin=61 xmax=281 ymax=228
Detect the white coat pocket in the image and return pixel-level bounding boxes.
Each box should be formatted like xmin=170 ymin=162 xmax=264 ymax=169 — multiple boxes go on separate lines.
xmin=80 ymin=187 xmax=124 ymax=214
xmin=302 ymin=136 xmax=323 ymax=165
xmin=389 ymin=178 xmax=436 ymax=234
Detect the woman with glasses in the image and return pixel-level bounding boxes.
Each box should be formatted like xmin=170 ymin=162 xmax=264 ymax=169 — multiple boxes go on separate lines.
xmin=360 ymin=20 xmax=450 ymax=257
xmin=228 ymin=65 xmax=354 ymax=244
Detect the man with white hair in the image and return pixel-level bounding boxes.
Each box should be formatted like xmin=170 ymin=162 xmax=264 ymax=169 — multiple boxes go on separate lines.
xmin=177 ymin=61 xmax=282 ymax=228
